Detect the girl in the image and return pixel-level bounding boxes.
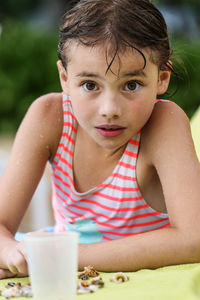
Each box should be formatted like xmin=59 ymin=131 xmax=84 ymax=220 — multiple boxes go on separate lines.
xmin=0 ymin=0 xmax=199 ymax=278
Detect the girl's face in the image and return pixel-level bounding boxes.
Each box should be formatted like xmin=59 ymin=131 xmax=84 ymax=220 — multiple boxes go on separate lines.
xmin=57 ymin=43 xmax=170 ymax=152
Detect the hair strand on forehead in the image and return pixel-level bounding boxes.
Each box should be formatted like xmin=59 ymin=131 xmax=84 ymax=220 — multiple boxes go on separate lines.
xmin=58 ymin=0 xmax=172 ymax=73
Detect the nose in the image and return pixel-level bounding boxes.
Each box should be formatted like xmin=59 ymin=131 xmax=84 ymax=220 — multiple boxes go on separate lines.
xmin=98 ymin=93 xmax=122 ymax=119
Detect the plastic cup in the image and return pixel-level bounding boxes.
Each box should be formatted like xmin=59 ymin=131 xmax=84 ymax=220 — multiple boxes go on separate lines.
xmin=25 ymin=232 xmax=79 ymax=300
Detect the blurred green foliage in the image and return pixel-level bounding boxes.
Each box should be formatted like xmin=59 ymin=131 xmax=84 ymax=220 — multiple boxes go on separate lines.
xmin=0 ymin=22 xmax=199 ymax=133
xmin=166 ymin=39 xmax=200 ymax=118
xmin=0 ymin=22 xmax=60 ymax=133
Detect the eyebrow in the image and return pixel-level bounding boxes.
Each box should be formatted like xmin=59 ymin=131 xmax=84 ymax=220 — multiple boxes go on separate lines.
xmin=75 ymin=69 xmax=147 ymax=79
xmin=76 ymin=72 xmax=101 ymax=78
xmin=121 ymin=69 xmax=147 ymax=78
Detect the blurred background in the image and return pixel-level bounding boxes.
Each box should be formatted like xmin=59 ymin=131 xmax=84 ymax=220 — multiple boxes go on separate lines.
xmin=0 ymin=0 xmax=199 ymax=232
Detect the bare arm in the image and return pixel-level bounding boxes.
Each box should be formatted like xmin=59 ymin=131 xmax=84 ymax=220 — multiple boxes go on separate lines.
xmin=0 ymin=93 xmax=63 ymax=277
xmin=78 ymin=102 xmax=200 ymax=271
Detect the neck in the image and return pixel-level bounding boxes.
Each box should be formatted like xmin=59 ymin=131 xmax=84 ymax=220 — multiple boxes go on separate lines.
xmin=77 ymin=125 xmax=126 ymax=160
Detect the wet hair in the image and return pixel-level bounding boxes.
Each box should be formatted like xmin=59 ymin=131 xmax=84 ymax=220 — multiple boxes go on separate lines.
xmin=58 ymin=0 xmax=173 ymax=73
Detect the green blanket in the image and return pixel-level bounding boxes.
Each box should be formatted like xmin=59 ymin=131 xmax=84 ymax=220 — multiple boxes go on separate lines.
xmin=1 ymin=263 xmax=200 ymax=299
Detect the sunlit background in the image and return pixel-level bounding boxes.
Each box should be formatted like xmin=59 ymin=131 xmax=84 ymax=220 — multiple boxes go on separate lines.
xmin=0 ymin=0 xmax=199 ymax=232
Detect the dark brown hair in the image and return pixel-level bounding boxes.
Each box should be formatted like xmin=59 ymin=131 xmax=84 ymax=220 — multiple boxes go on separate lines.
xmin=58 ymin=0 xmax=172 ymax=72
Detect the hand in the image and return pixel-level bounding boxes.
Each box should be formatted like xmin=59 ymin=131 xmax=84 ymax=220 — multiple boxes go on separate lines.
xmin=0 ymin=229 xmax=46 ymax=279
xmin=0 ymin=240 xmax=28 ymax=279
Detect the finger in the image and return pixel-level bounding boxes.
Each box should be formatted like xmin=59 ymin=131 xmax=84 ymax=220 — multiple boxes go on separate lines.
xmin=15 ymin=251 xmax=28 ymax=275
xmin=0 ymin=269 xmax=16 ymax=280
xmin=8 ymin=265 xmax=18 ymax=274
xmin=9 ymin=248 xmax=28 ymax=275
xmin=16 ymin=271 xmax=29 ymax=278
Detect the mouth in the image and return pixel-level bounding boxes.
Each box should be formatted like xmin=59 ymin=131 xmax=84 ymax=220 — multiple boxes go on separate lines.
xmin=95 ymin=124 xmax=126 ymax=137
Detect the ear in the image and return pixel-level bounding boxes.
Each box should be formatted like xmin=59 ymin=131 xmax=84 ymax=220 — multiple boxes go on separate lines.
xmin=57 ymin=60 xmax=69 ymax=93
xmin=157 ymin=69 xmax=171 ymax=95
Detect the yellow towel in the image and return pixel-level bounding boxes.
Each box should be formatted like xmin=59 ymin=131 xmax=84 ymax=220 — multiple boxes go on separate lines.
xmin=191 ymin=107 xmax=200 ymax=160
xmin=1 ymin=264 xmax=200 ymax=299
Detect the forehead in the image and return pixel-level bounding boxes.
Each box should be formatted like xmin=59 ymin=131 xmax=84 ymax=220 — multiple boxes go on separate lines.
xmin=66 ymin=41 xmax=157 ymax=75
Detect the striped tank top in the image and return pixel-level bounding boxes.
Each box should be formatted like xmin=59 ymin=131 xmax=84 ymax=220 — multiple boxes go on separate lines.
xmin=51 ymin=94 xmax=170 ymax=244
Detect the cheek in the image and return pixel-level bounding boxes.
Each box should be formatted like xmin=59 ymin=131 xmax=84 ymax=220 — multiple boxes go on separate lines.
xmin=128 ymin=99 xmax=154 ymax=126
xmin=71 ymin=99 xmax=92 ymax=125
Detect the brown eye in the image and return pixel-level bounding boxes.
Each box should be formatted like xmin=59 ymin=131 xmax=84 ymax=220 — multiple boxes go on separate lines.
xmin=124 ymin=81 xmax=140 ymax=92
xmin=83 ymin=81 xmax=98 ymax=91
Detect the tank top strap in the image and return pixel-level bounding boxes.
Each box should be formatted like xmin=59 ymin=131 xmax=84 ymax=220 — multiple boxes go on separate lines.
xmin=156 ymin=99 xmax=173 ymax=104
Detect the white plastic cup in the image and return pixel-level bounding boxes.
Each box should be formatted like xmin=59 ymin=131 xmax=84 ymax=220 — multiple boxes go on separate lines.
xmin=25 ymin=232 xmax=79 ymax=300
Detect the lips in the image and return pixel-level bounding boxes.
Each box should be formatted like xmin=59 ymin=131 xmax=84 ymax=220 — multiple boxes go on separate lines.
xmin=95 ymin=124 xmax=126 ymax=137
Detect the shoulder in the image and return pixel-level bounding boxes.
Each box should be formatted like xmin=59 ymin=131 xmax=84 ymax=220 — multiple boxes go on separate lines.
xmin=146 ymin=100 xmax=190 ymax=135
xmin=17 ymin=92 xmax=63 ymax=160
xmin=140 ymin=101 xmax=200 ymax=234
xmin=28 ymin=92 xmax=63 ymax=117
xmin=141 ymin=100 xmax=195 ymax=166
